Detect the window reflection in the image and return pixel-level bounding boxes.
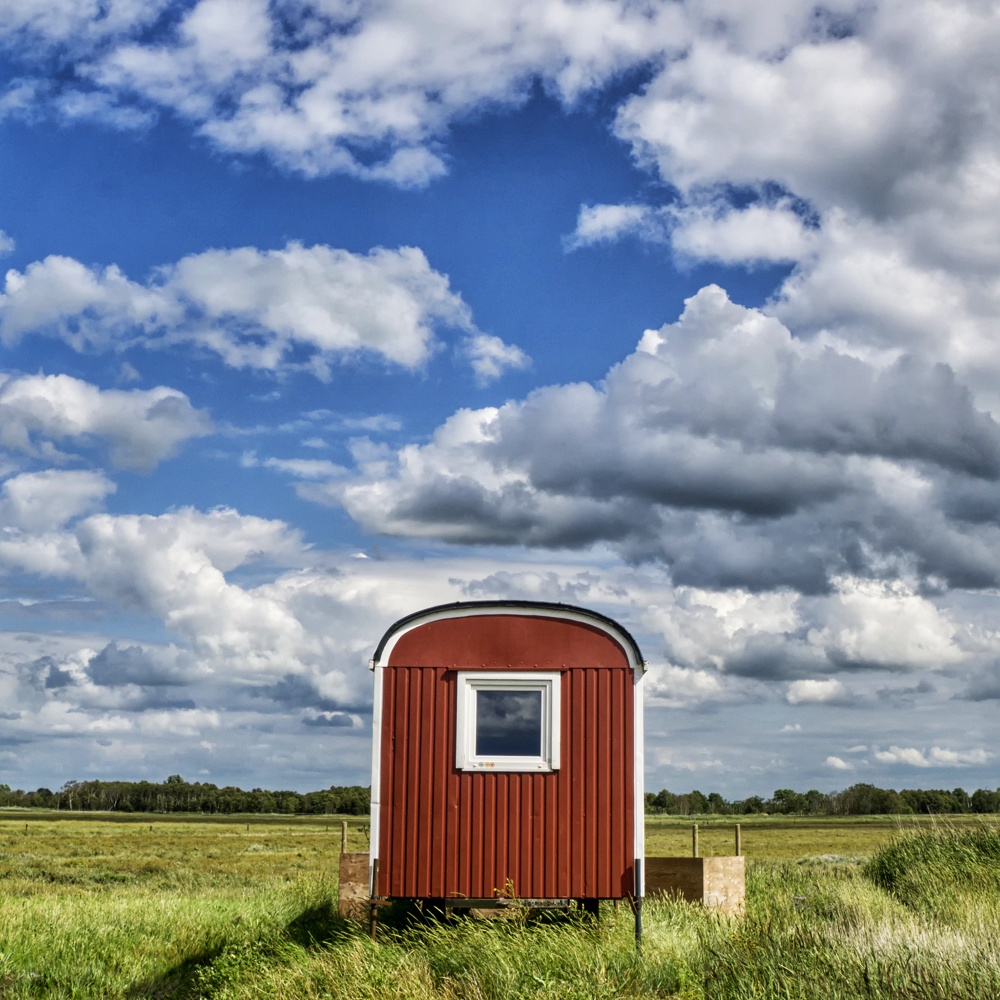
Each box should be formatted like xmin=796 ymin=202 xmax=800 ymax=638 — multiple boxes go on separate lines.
xmin=475 ymin=689 xmax=542 ymax=756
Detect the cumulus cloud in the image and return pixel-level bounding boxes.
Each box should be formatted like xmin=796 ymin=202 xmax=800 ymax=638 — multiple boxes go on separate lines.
xmin=786 ymin=678 xmax=851 ymax=705
xmin=90 ymin=0 xmax=687 ymax=183
xmin=651 ymin=747 xmax=725 ymax=772
xmin=246 ymin=454 xmax=348 ymax=481
xmin=597 ymin=1 xmax=1000 ymax=411
xmin=826 ymin=755 xmax=854 ymax=771
xmin=668 ymin=200 xmax=817 ymax=265
xmin=0 ymin=373 xmax=211 ymax=470
xmin=86 ymin=642 xmax=194 ymax=688
xmin=332 ymin=286 xmax=1000 ymax=597
xmin=0 ymin=243 xmax=523 ymax=380
xmin=926 ymin=746 xmax=991 ymax=766
xmin=5 ymin=0 xmax=1000 ymax=792
xmin=301 ymin=709 xmax=361 ymax=729
xmin=0 ymin=0 xmax=682 ymax=182
xmin=0 ymin=470 xmax=114 ymax=532
xmin=645 ymin=663 xmax=730 ymax=709
xmin=873 ymin=745 xmax=992 ymax=767
xmin=961 ymin=663 xmax=1000 ymax=702
xmin=463 ymin=333 xmax=530 ymax=386
xmin=565 ymin=203 xmax=661 ymax=249
xmin=806 ymin=580 xmax=962 ymax=671
xmin=633 ymin=576 xmax=975 ymax=688
xmin=0 ymin=509 xmax=503 ymax=721
xmin=566 ymin=199 xmax=816 ymax=265
xmin=0 ymin=0 xmax=167 ymax=47
xmin=0 ymin=506 xmax=315 ymax=676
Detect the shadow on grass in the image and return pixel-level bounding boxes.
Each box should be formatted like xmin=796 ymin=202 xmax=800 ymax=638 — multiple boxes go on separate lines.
xmin=285 ymin=900 xmax=361 ymax=949
xmin=122 ymin=946 xmax=227 ymax=1000
xmin=122 ymin=902 xmax=365 ymax=999
xmin=120 ymin=899 xmax=604 ymax=999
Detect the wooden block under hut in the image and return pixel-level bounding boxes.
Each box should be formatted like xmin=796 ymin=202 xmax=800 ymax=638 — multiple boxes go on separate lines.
xmin=338 ymin=852 xmax=371 ymax=921
xmin=646 ymin=856 xmax=745 ymax=915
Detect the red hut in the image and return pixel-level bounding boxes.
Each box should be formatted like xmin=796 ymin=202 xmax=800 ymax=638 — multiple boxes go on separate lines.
xmin=368 ymin=600 xmax=645 ymax=921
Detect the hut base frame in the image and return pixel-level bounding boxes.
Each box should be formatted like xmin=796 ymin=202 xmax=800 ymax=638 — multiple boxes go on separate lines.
xmin=366 ymin=893 xmax=638 ymax=943
xmin=406 ymin=896 xmax=575 ymax=910
xmin=344 ymin=853 xmax=645 ymax=948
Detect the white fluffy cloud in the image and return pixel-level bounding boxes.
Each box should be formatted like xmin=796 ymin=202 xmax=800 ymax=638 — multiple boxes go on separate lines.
xmin=0 ymin=470 xmax=114 ymax=532
xmin=463 ymin=333 xmax=530 ymax=387
xmin=0 ymin=0 xmax=689 ymax=182
xmin=644 ymin=662 xmax=729 ymax=709
xmin=0 ymin=506 xmax=343 ymax=713
xmin=7 ymin=0 xmax=999 ymax=404
xmin=567 ymin=199 xmax=816 ymax=265
xmin=0 ymin=506 xmax=490 ymax=709
xmin=786 ymin=678 xmax=849 ymax=705
xmin=5 ymin=0 xmax=1000 ymax=793
xmin=0 ymin=372 xmax=211 ymax=470
xmin=668 ymin=201 xmax=817 ymax=265
xmin=826 ymin=756 xmax=853 ymax=771
xmin=4 ymin=532 xmax=670 ymax=778
xmin=2 ymin=524 xmax=999 ymax=789
xmin=332 ymin=286 xmax=1000 ymax=598
xmin=873 ymin=745 xmax=992 ymax=768
xmin=565 ymin=203 xmax=660 ymax=249
xmin=580 ymin=1 xmax=1000 ymax=412
xmin=805 ymin=580 xmax=963 ymax=671
xmin=0 ymin=243 xmax=523 ymax=380
xmin=0 ymin=0 xmax=166 ymax=46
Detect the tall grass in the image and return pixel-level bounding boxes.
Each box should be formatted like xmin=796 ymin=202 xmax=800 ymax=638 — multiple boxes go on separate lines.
xmin=2 ymin=816 xmax=1000 ymax=998
xmin=697 ymin=859 xmax=1000 ymax=999
xmin=864 ymin=822 xmax=1000 ymax=911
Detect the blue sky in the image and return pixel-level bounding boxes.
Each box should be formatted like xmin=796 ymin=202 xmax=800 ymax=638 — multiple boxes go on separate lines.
xmin=1 ymin=0 xmax=999 ymax=797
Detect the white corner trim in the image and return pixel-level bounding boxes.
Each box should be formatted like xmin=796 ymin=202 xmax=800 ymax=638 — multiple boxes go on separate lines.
xmin=633 ymin=667 xmax=645 ymax=897
xmin=368 ymin=662 xmax=384 ymax=895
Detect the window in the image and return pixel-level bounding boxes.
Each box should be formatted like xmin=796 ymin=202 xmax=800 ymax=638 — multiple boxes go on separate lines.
xmin=455 ymin=671 xmax=560 ymax=772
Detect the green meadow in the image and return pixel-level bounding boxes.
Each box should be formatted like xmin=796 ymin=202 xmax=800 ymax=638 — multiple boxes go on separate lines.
xmin=1 ymin=811 xmax=998 ymax=998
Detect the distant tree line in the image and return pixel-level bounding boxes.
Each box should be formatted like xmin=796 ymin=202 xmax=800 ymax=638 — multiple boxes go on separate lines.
xmin=4 ymin=777 xmax=998 ymax=817
xmin=0 ymin=775 xmax=370 ymax=815
xmin=645 ymin=783 xmax=1000 ymax=816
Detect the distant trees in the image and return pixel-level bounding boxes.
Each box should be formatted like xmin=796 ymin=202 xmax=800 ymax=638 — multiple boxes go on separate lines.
xmin=644 ymin=782 xmax=1000 ymax=816
xmin=972 ymin=788 xmax=1000 ymax=813
xmin=0 ymin=777 xmax=371 ymax=816
xmin=3 ymin=776 xmax=998 ymax=818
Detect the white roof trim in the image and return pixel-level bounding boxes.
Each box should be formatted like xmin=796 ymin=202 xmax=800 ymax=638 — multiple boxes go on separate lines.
xmin=371 ymin=602 xmax=645 ymax=675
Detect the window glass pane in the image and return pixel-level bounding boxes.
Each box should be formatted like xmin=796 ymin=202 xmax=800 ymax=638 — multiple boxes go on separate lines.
xmin=475 ymin=689 xmax=542 ymax=757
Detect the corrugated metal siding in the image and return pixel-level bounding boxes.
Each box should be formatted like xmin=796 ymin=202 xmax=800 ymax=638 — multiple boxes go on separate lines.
xmin=378 ymin=615 xmax=634 ymax=900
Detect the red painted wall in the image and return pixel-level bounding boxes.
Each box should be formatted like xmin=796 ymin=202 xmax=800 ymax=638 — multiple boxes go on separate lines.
xmin=378 ymin=614 xmax=634 ymax=899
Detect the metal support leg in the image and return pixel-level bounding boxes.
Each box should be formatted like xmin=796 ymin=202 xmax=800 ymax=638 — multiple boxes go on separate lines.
xmin=369 ymin=859 xmax=380 ymax=942
xmin=634 ymin=857 xmax=643 ymax=956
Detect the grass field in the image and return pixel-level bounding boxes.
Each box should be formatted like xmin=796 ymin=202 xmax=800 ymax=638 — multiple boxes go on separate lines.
xmin=644 ymin=812 xmax=992 ymax=860
xmin=1 ymin=811 xmax=998 ymax=998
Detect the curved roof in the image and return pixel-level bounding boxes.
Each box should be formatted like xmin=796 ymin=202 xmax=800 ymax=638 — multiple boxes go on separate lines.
xmin=371 ymin=599 xmax=645 ymax=673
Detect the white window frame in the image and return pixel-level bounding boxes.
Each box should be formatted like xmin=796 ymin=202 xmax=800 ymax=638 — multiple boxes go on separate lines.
xmin=455 ymin=671 xmax=560 ymax=772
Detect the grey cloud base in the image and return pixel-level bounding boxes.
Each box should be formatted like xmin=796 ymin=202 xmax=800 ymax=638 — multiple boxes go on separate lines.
xmin=340 ymin=286 xmax=1000 ymax=595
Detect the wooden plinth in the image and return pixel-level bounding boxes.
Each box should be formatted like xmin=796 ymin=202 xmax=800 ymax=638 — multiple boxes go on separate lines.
xmin=338 ymin=852 xmax=371 ymax=921
xmin=646 ymin=856 xmax=745 ymax=914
